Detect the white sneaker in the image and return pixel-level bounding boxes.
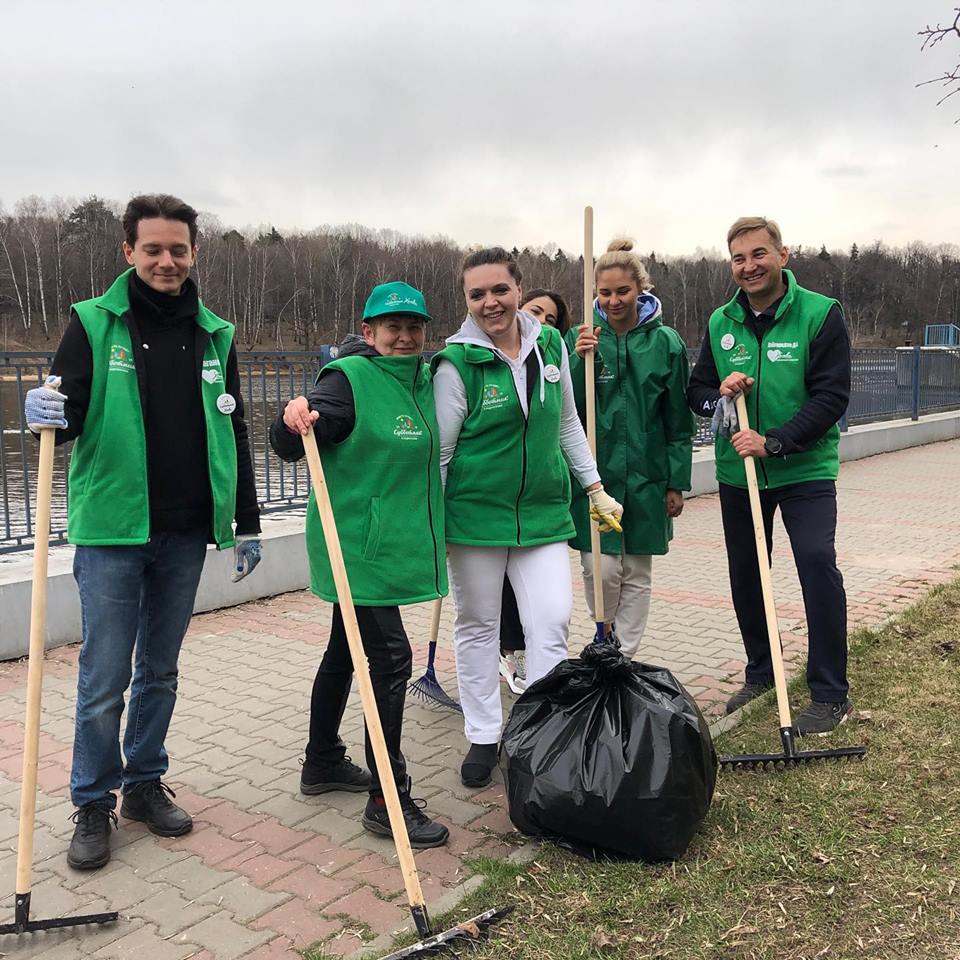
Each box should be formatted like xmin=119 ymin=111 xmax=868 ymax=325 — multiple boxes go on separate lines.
xmin=499 ymin=653 xmax=527 ymax=694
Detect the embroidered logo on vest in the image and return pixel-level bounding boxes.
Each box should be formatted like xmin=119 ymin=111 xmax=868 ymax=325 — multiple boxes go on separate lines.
xmin=109 ymin=344 xmax=135 ymax=373
xmin=481 ymin=383 xmax=510 ymax=410
xmin=393 ymin=414 xmax=424 ymax=440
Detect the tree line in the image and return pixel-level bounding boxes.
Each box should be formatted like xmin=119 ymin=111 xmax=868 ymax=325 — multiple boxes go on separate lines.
xmin=2 ymin=195 xmax=959 ymax=352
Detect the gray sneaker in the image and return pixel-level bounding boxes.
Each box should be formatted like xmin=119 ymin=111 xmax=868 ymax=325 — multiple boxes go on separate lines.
xmin=794 ymin=699 xmax=853 ymax=737
xmin=725 ymin=681 xmax=774 ymax=715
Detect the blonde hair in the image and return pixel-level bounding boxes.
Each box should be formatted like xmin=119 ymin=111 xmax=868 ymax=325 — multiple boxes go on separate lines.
xmin=594 ymin=238 xmax=652 ymax=292
xmin=726 ymin=217 xmax=783 ymax=250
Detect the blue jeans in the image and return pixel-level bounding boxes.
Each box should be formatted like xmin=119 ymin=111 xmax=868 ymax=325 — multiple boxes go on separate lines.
xmin=70 ymin=529 xmax=208 ymax=809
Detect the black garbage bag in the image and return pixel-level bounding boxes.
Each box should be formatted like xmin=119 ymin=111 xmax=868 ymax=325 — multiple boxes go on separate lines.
xmin=501 ymin=642 xmax=717 ymax=862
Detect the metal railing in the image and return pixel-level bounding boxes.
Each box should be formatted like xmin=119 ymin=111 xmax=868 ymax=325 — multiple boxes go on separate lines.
xmin=3 ymin=346 xmax=960 ymax=552
xmin=924 ymin=324 xmax=960 ymax=347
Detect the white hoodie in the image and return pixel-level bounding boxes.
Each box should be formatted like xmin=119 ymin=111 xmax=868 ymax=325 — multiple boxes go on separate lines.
xmin=433 ymin=310 xmax=600 ymax=489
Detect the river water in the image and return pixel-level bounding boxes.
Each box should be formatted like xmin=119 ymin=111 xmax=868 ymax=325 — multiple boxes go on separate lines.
xmin=1 ymin=359 xmax=321 ymax=551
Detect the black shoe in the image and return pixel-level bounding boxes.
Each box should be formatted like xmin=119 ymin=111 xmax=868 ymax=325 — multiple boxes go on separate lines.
xmin=300 ymin=756 xmax=372 ymax=795
xmin=794 ymin=699 xmax=854 ymax=737
xmin=725 ymin=680 xmax=774 ymax=715
xmin=361 ymin=786 xmax=449 ymax=849
xmin=120 ymin=780 xmax=193 ymax=837
xmin=461 ymin=742 xmax=498 ymax=788
xmin=67 ymin=804 xmax=117 ymax=870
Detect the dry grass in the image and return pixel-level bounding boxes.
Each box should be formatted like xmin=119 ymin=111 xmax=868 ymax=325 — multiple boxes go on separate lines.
xmin=375 ymin=577 xmax=960 ymax=960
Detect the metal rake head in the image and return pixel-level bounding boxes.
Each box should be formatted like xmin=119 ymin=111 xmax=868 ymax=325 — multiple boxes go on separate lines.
xmin=720 ymin=744 xmax=867 ymax=771
xmin=382 ymin=906 xmax=514 ymax=960
xmin=408 ymin=673 xmax=462 ymax=713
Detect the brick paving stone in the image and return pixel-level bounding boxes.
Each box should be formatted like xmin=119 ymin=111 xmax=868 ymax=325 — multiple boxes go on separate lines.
xmin=148 ymin=854 xmax=239 ymax=898
xmin=251 ymin=898 xmax=342 ymax=948
xmin=236 ymin=937 xmax=302 ymax=960
xmin=321 ymin=885 xmax=409 ymax=936
xmin=125 ymin=885 xmax=220 ymax=938
xmin=266 ymin=862 xmax=356 ymax=906
xmin=196 ymin=875 xmax=290 ymax=923
xmin=179 ymin=912 xmax=273 ymax=960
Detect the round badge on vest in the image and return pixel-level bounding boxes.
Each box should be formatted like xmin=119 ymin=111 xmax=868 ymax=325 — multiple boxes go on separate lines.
xmin=216 ymin=393 xmax=237 ymax=415
xmin=720 ymin=333 xmax=736 ymax=351
xmin=543 ymin=364 xmax=561 ymax=383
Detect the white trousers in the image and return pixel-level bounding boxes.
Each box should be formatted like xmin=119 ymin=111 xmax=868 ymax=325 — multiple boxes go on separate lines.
xmin=447 ymin=542 xmax=572 ymax=744
xmin=579 ymin=550 xmax=653 ymax=658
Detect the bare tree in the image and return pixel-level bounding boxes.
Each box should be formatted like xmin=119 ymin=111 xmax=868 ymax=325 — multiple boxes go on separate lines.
xmin=919 ymin=8 xmax=960 ymax=121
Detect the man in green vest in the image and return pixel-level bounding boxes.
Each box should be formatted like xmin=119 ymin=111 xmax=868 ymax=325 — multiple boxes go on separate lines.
xmin=24 ymin=194 xmax=262 ymax=871
xmin=269 ymin=281 xmax=449 ymax=848
xmin=687 ymin=217 xmax=852 ymax=735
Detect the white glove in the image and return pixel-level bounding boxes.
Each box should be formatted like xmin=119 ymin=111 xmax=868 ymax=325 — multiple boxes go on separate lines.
xmin=711 ymin=395 xmax=739 ymax=439
xmin=25 ymin=375 xmax=68 ymax=431
xmin=588 ymin=486 xmax=623 ymax=534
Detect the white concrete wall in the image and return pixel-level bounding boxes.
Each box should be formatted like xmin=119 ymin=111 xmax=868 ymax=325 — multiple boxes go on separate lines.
xmin=2 ymin=410 xmax=958 ymax=661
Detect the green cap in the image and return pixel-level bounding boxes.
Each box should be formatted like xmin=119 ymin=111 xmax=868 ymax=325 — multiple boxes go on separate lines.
xmin=362 ymin=281 xmax=433 ymax=323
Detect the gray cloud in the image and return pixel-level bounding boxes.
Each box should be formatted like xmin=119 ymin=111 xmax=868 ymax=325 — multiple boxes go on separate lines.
xmin=1 ymin=0 xmax=957 ymax=253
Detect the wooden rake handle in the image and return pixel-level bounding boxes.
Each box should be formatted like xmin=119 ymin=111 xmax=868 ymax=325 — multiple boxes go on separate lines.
xmin=733 ymin=393 xmax=793 ymax=729
xmin=582 ymin=205 xmax=604 ymax=625
xmin=16 ymin=427 xmax=56 ymax=897
xmin=301 ymin=428 xmax=427 ymax=911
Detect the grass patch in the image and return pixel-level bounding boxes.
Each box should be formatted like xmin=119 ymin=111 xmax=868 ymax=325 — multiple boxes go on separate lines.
xmin=386 ymin=578 xmax=960 ymax=959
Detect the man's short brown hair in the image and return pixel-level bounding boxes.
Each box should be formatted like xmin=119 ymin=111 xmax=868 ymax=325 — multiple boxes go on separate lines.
xmin=122 ymin=193 xmax=199 ymax=247
xmin=726 ymin=217 xmax=783 ymax=251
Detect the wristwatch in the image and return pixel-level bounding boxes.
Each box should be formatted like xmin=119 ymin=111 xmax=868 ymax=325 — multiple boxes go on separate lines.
xmin=763 ymin=435 xmax=783 ymax=456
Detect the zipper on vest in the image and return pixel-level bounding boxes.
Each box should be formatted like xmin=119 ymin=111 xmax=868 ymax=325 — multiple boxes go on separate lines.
xmin=411 ymin=360 xmax=442 ymax=594
xmin=504 ymin=357 xmax=529 ymax=546
xmin=752 ymin=326 xmax=770 ymax=489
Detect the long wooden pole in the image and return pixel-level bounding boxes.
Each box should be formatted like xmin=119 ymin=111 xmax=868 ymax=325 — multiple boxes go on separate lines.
xmin=301 ymin=428 xmax=427 ymax=915
xmin=582 ymin=206 xmax=604 ymax=627
xmin=15 ymin=427 xmax=55 ymax=900
xmin=733 ymin=393 xmax=793 ymax=729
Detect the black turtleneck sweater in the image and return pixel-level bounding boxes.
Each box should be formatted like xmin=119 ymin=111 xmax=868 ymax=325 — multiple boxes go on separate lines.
xmin=49 ymin=271 xmax=260 ymax=538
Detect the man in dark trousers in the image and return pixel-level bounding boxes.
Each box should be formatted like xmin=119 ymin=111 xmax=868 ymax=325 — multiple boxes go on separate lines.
xmin=24 ymin=194 xmax=261 ymax=869
xmin=269 ymin=281 xmax=449 ymax=848
xmin=687 ymin=216 xmax=852 ymax=734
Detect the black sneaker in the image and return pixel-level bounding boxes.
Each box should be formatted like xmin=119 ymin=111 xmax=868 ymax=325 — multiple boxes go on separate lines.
xmin=120 ymin=780 xmax=193 ymax=837
xmin=300 ymin=756 xmax=371 ymax=795
xmin=361 ymin=786 xmax=449 ymax=849
xmin=67 ymin=804 xmax=117 ymax=870
xmin=794 ymin=699 xmax=854 ymax=737
xmin=725 ymin=680 xmax=774 ymax=715
xmin=461 ymin=742 xmax=498 ymax=788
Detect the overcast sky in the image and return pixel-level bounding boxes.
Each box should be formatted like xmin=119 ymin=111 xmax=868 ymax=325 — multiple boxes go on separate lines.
xmin=2 ymin=0 xmax=958 ymax=255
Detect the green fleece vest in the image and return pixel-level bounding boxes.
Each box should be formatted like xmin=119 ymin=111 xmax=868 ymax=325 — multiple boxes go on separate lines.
xmin=305 ymin=354 xmax=447 ymax=606
xmin=709 ymin=269 xmax=841 ymax=490
xmin=67 ymin=269 xmax=239 ymax=547
xmin=433 ymin=324 xmax=574 ymax=547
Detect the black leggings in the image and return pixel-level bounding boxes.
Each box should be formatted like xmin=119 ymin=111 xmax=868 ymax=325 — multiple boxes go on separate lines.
xmin=305 ymin=604 xmax=412 ymax=792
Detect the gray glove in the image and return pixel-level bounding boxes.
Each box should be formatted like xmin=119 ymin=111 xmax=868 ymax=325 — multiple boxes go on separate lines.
xmin=711 ymin=395 xmax=739 ymax=439
xmin=25 ymin=375 xmax=68 ymax=431
xmin=233 ymin=536 xmax=262 ymax=582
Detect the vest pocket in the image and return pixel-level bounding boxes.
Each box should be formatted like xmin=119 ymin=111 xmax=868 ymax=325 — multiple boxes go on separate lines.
xmin=361 ymin=497 xmax=382 ymax=560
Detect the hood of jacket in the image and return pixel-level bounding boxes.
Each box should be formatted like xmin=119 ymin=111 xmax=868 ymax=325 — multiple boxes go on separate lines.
xmin=445 ymin=309 xmax=550 ymax=406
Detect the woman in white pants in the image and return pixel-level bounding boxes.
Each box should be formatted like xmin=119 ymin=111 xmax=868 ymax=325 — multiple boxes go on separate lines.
xmin=568 ymin=238 xmax=694 ymax=657
xmin=432 ymin=247 xmax=623 ymax=787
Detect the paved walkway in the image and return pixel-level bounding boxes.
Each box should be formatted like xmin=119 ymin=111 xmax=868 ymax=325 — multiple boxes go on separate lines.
xmin=0 ymin=440 xmax=958 ymax=959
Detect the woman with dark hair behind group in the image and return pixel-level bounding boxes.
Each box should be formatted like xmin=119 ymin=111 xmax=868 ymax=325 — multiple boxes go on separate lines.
xmin=498 ymin=288 xmax=572 ymax=692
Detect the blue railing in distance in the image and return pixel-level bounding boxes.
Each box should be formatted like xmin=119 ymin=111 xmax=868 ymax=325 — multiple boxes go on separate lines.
xmin=924 ymin=324 xmax=960 ymax=347
xmin=2 ymin=346 xmax=960 ymax=552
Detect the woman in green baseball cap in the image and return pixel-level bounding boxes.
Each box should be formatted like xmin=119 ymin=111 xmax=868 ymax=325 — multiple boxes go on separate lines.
xmin=432 ymin=248 xmax=623 ymax=789
xmin=269 ymin=280 xmax=449 ymax=848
